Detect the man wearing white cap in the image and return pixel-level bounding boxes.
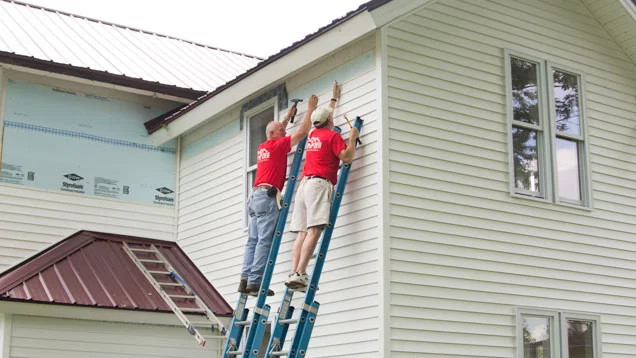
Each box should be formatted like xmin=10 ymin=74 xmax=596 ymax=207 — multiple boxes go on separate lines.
xmin=286 ymin=81 xmax=360 ymax=291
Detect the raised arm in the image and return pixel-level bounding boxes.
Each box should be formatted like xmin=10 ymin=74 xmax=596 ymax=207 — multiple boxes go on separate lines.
xmin=280 ymin=105 xmax=297 ymax=129
xmin=290 ymin=95 xmax=318 ymax=147
xmin=328 ymin=81 xmax=340 ymax=119
xmin=338 ymin=127 xmax=359 ymax=164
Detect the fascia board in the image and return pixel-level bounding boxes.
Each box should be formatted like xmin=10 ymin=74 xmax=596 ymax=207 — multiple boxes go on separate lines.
xmin=620 ymin=0 xmax=636 ymax=21
xmin=370 ymin=0 xmax=440 ymax=28
xmin=149 ymin=11 xmax=377 ymax=145
xmin=0 ymin=300 xmax=231 ymax=327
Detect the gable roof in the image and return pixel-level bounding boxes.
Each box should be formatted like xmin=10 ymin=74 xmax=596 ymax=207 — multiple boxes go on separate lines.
xmin=0 ymin=0 xmax=261 ymax=99
xmin=0 ymin=230 xmax=232 ymax=316
xmin=144 ymin=0 xmax=392 ymax=135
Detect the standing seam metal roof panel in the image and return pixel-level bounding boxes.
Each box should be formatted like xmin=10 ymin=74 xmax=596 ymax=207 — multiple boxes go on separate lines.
xmin=0 ymin=0 xmax=261 ymax=92
xmin=0 ymin=230 xmax=232 ymax=315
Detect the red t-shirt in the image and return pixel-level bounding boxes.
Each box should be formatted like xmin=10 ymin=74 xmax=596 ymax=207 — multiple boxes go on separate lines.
xmin=303 ymin=128 xmax=347 ymax=185
xmin=254 ymin=135 xmax=292 ymax=191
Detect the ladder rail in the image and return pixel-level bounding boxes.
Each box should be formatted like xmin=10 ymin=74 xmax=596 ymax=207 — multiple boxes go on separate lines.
xmin=153 ymin=247 xmax=227 ymax=333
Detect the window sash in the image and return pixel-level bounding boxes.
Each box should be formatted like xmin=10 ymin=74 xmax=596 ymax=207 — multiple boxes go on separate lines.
xmin=547 ymin=64 xmax=587 ymax=207
xmin=516 ymin=308 xmax=559 ymax=358
xmin=560 ymin=313 xmax=600 ymax=358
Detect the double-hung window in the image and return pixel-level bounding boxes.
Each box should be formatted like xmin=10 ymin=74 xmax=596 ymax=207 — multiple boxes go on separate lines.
xmin=517 ymin=308 xmax=600 ymax=358
xmin=245 ymin=100 xmax=277 ymax=191
xmin=507 ymin=52 xmax=590 ymax=207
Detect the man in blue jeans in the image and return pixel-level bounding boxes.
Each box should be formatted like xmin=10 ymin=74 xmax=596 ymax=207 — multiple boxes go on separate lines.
xmin=239 ymin=94 xmax=318 ymax=296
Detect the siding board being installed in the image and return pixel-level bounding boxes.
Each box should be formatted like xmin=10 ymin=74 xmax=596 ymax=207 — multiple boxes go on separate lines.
xmin=178 ymin=55 xmax=380 ymax=356
xmin=387 ymin=0 xmax=636 ymax=357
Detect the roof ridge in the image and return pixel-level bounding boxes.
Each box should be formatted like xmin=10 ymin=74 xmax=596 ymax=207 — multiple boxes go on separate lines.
xmin=3 ymin=0 xmax=264 ymax=61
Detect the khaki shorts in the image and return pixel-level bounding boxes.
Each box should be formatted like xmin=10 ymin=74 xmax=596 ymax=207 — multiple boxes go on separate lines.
xmin=290 ymin=177 xmax=333 ymax=232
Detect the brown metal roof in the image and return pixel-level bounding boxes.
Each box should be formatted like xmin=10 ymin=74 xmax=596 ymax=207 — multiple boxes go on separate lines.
xmin=144 ymin=0 xmax=392 ymax=134
xmin=0 ymin=0 xmax=261 ymax=97
xmin=0 ymin=230 xmax=232 ymax=316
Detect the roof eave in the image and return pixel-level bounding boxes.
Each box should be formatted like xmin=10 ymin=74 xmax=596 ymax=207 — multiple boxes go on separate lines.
xmin=0 ymin=52 xmax=206 ymax=100
xmin=148 ymin=10 xmax=378 ymax=145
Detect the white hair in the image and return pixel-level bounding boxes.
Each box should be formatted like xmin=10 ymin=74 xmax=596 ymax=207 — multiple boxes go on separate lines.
xmin=265 ymin=121 xmax=280 ymax=139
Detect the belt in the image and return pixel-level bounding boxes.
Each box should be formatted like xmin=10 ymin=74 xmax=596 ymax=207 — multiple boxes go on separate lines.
xmin=306 ymin=175 xmax=328 ymax=181
xmin=253 ymin=184 xmax=274 ymax=191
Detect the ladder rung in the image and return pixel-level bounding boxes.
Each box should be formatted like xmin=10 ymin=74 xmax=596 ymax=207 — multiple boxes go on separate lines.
xmin=226 ymin=350 xmax=243 ymax=356
xmin=234 ymin=320 xmax=251 ymax=326
xmin=270 ymin=351 xmax=289 ymax=356
xmin=148 ymin=270 xmax=171 ymax=275
xmin=158 ymin=282 xmax=183 ymax=287
xmin=279 ymin=318 xmax=298 ymax=325
xmin=169 ymin=294 xmax=196 ymax=300
xmin=129 ymin=248 xmax=157 ymax=253
xmin=179 ymin=307 xmax=206 ymax=313
xmin=190 ymin=321 xmax=213 ymax=326
xmin=139 ymin=259 xmax=164 ymax=264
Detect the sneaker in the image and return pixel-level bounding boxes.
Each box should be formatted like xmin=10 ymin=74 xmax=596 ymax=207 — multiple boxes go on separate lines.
xmin=237 ymin=278 xmax=248 ymax=294
xmin=285 ymin=272 xmax=300 ymax=288
xmin=246 ymin=283 xmax=274 ymax=297
xmin=286 ymin=272 xmax=309 ymax=289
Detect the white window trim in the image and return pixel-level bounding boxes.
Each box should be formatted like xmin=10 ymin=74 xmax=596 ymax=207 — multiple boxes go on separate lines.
xmin=505 ymin=50 xmax=592 ymax=209
xmin=560 ymin=312 xmax=602 ymax=358
xmin=516 ymin=307 xmax=560 ymax=358
xmin=243 ymin=97 xmax=278 ymax=227
xmin=516 ymin=308 xmax=602 ymax=358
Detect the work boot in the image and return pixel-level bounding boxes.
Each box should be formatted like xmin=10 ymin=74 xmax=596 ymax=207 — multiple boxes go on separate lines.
xmin=237 ymin=278 xmax=248 ymax=294
xmin=246 ymin=283 xmax=274 ymax=297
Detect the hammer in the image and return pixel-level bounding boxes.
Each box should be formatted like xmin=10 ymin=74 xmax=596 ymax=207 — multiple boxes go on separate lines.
xmin=289 ymin=98 xmax=303 ymax=124
xmin=344 ymin=114 xmax=363 ymax=146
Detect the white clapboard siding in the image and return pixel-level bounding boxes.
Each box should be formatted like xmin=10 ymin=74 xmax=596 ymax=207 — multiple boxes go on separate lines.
xmin=0 ymin=184 xmax=175 ymax=271
xmin=178 ymin=66 xmax=379 ymax=357
xmin=387 ymin=0 xmax=636 ymax=357
xmin=9 ymin=315 xmax=220 ymax=358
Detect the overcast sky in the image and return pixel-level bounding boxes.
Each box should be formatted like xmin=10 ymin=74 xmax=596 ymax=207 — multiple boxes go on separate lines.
xmin=23 ymin=0 xmax=367 ymax=58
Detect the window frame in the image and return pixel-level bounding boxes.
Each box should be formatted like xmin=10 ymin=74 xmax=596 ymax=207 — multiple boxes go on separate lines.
xmin=560 ymin=312 xmax=602 ymax=358
xmin=243 ymin=97 xmax=278 ymax=226
xmin=516 ymin=308 xmax=602 ymax=358
xmin=516 ymin=308 xmax=559 ymax=358
xmin=546 ymin=62 xmax=591 ymax=207
xmin=505 ymin=50 xmax=591 ymax=208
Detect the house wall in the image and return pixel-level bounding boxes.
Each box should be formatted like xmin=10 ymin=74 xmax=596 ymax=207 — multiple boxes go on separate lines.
xmin=178 ymin=35 xmax=382 ymax=357
xmin=6 ymin=315 xmax=220 ymax=358
xmin=385 ymin=0 xmax=636 ymax=357
xmin=0 ymin=70 xmax=180 ymax=272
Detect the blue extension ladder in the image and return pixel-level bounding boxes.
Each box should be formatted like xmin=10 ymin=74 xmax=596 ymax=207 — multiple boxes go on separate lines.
xmin=223 ymin=116 xmax=310 ymax=357
xmin=264 ymin=117 xmax=364 ymax=358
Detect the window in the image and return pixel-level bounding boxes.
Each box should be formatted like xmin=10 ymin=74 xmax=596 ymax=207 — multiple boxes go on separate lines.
xmin=517 ymin=309 xmax=601 ymax=358
xmin=246 ymin=102 xmax=276 ymax=191
xmin=507 ymin=52 xmax=590 ymax=207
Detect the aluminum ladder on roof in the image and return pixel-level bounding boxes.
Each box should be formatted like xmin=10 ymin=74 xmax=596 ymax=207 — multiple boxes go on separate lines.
xmin=223 ymin=119 xmax=311 ymax=357
xmin=262 ymin=117 xmax=364 ymax=358
xmin=122 ymin=242 xmax=227 ymax=347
